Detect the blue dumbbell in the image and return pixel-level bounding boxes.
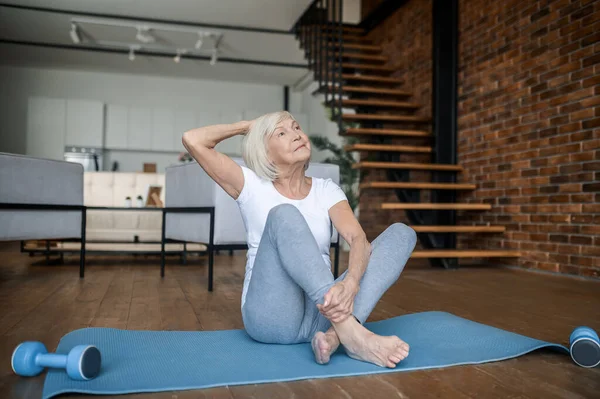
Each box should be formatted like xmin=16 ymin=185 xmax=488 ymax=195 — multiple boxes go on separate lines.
xmin=11 ymin=341 xmax=101 ymax=380
xmin=570 ymin=326 xmax=600 ymax=368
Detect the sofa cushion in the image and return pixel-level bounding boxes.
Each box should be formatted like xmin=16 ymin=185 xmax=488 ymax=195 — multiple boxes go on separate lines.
xmin=84 ymin=172 xmax=166 ymax=239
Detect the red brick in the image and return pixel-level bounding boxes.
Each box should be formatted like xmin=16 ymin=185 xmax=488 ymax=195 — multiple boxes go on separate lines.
xmin=368 ymin=0 xmax=600 ymax=277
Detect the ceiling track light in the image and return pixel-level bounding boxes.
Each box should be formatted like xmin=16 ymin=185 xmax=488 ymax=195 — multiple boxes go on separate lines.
xmin=210 ymin=49 xmax=218 ymax=66
xmin=69 ymin=23 xmax=81 ymax=44
xmin=195 ymin=32 xmax=204 ymax=49
xmin=136 ymin=26 xmax=155 ymax=43
xmin=174 ymin=49 xmax=187 ymax=63
xmin=128 ymin=46 xmax=137 ymax=61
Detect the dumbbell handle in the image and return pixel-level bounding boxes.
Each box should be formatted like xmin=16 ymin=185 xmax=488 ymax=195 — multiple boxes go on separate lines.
xmin=36 ymin=353 xmax=67 ymax=369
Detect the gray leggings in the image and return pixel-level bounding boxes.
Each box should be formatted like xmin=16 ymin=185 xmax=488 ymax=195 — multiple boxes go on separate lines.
xmin=242 ymin=204 xmax=417 ymax=344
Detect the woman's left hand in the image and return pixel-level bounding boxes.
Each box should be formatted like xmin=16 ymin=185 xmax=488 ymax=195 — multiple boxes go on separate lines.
xmin=317 ymin=277 xmax=360 ymax=323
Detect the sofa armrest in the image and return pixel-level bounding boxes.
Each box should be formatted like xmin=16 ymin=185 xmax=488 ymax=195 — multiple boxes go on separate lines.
xmin=164 ymin=162 xmax=216 ymax=244
xmin=0 ymin=152 xmax=84 ymax=240
xmin=165 ymin=162 xmax=215 ymax=208
xmin=0 ymin=152 xmax=83 ymax=205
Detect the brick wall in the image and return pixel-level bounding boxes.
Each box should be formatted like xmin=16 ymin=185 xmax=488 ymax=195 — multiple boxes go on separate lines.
xmin=358 ymin=0 xmax=600 ymax=278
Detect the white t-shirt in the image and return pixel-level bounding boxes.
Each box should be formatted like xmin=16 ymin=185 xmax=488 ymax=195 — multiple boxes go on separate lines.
xmin=236 ymin=165 xmax=347 ymax=308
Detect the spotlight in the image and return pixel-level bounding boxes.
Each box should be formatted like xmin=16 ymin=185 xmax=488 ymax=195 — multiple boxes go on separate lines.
xmin=174 ymin=49 xmax=187 ymax=63
xmin=69 ymin=23 xmax=80 ymax=44
xmin=195 ymin=32 xmax=204 ymax=49
xmin=210 ymin=49 xmax=218 ymax=66
xmin=136 ymin=26 xmax=155 ymax=43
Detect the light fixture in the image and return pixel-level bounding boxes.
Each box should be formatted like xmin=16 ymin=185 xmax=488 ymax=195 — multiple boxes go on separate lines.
xmin=69 ymin=23 xmax=80 ymax=44
xmin=210 ymin=49 xmax=218 ymax=66
xmin=195 ymin=32 xmax=204 ymax=49
xmin=128 ymin=46 xmax=136 ymax=61
xmin=174 ymin=49 xmax=187 ymax=63
xmin=135 ymin=26 xmax=155 ymax=43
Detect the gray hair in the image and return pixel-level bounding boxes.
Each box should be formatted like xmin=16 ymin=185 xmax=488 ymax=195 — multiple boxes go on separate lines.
xmin=242 ymin=110 xmax=300 ymax=181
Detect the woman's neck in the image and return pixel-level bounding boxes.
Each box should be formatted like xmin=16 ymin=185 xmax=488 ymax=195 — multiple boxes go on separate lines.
xmin=273 ymin=164 xmax=311 ymax=199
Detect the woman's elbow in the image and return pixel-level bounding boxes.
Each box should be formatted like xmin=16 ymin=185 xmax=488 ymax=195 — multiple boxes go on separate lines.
xmin=182 ymin=130 xmax=193 ymax=148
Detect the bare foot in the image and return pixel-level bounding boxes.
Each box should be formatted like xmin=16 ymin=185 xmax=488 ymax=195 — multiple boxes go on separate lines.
xmin=311 ymin=329 xmax=340 ymax=364
xmin=343 ymin=328 xmax=409 ymax=368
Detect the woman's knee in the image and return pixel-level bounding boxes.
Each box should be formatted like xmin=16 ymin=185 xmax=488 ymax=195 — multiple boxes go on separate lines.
xmin=383 ymin=223 xmax=417 ymax=250
xmin=373 ymin=223 xmax=417 ymax=276
xmin=267 ymin=204 xmax=302 ymax=224
xmin=265 ymin=204 xmax=306 ymax=235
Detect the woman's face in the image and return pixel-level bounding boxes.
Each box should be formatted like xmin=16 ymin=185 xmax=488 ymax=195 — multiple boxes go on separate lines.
xmin=267 ymin=118 xmax=311 ymax=168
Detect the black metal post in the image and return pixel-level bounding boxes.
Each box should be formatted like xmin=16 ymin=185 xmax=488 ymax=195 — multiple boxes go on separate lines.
xmin=432 ymin=0 xmax=458 ymax=268
xmin=317 ymin=0 xmax=323 ymax=86
xmin=208 ymin=208 xmax=215 ymax=292
xmin=80 ymin=207 xmax=86 ymax=278
xmin=284 ymin=86 xmax=289 ymax=111
xmin=337 ymin=0 xmax=343 ymax=128
xmin=160 ymin=209 xmax=167 ymax=277
xmin=325 ymin=0 xmax=331 ymax=106
xmin=334 ymin=237 xmax=340 ymax=278
xmin=182 ymin=242 xmax=187 ymax=265
xmin=310 ymin=4 xmax=316 ymax=71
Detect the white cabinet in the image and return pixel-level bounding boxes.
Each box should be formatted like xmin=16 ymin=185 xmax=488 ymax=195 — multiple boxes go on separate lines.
xmin=173 ymin=109 xmax=197 ymax=152
xmin=65 ymin=99 xmax=104 ymax=148
xmin=127 ymin=107 xmax=153 ymax=150
xmin=105 ymin=104 xmax=128 ymax=149
xmin=26 ymin=97 xmax=66 ymax=161
xmin=151 ymin=108 xmax=174 ymax=151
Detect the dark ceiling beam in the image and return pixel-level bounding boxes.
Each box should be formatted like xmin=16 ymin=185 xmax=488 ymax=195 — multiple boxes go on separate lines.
xmin=0 ymin=39 xmax=308 ymax=68
xmin=0 ymin=3 xmax=295 ymax=35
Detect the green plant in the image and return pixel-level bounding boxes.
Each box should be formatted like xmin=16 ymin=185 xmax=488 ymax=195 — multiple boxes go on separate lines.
xmin=309 ymin=135 xmax=361 ymax=211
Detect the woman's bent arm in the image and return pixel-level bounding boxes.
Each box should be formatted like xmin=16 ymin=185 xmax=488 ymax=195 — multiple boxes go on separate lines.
xmin=182 ymin=121 xmax=251 ymax=199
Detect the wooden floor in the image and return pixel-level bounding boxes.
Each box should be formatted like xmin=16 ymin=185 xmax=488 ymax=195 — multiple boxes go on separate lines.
xmin=1 ymin=243 xmax=599 ymax=399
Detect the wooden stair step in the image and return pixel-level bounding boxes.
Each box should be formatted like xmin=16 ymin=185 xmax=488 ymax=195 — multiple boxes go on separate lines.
xmin=412 ymin=225 xmax=506 ymax=233
xmin=319 ymin=25 xmax=365 ymax=34
xmin=411 ymin=250 xmax=521 ymax=258
xmin=333 ymin=63 xmax=395 ymax=72
xmin=335 ymin=52 xmax=388 ymax=62
xmin=322 ymin=33 xmax=372 ymax=43
xmin=360 ymin=181 xmax=477 ymax=190
xmin=345 ymin=144 xmax=432 ymax=153
xmin=352 ymin=161 xmax=463 ymax=172
xmin=341 ymin=74 xmax=403 ymax=84
xmin=381 ymin=203 xmax=492 ymax=210
xmin=345 ymin=128 xmax=431 ymax=138
xmin=341 ymin=85 xmax=412 ymax=96
xmin=342 ymin=25 xmax=365 ymax=34
xmin=343 ymin=114 xmax=430 ymax=123
xmin=328 ymin=43 xmax=382 ymax=52
xmin=341 ymin=99 xmax=420 ymax=109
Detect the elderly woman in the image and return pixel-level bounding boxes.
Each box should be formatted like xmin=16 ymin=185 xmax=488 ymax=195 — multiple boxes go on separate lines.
xmin=182 ymin=111 xmax=417 ymax=368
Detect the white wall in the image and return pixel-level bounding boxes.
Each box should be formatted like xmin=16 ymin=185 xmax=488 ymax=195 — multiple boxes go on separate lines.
xmin=343 ymin=0 xmax=362 ymax=24
xmin=0 ymin=66 xmax=284 ymax=172
xmin=289 ymin=81 xmax=345 ymax=163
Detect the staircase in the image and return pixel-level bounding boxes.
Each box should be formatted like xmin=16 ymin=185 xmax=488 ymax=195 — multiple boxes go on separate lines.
xmin=293 ymin=1 xmax=520 ymax=268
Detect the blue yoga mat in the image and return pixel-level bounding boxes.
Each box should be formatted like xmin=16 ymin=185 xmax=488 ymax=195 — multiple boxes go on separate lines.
xmin=42 ymin=311 xmax=569 ymax=398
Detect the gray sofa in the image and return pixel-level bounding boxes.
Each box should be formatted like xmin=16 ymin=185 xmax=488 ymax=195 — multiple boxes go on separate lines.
xmin=0 ymin=152 xmax=86 ymax=276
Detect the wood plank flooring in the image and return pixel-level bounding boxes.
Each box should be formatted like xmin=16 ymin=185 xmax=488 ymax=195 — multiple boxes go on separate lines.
xmin=0 ymin=243 xmax=598 ymax=399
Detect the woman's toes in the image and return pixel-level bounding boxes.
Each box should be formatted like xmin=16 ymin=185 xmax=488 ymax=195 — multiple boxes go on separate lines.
xmin=395 ymin=348 xmax=408 ymax=359
xmin=386 ymin=360 xmax=397 ymax=368
xmin=389 ymin=355 xmax=401 ymax=363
